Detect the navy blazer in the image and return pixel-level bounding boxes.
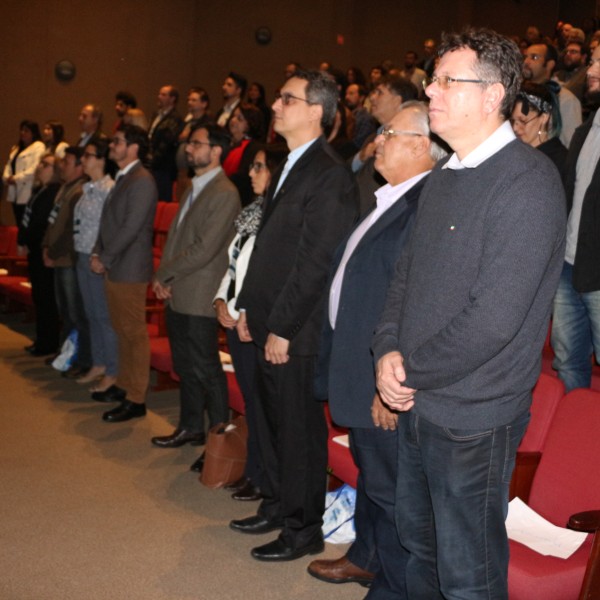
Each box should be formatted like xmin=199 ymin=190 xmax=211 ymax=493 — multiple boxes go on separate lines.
xmin=314 ymin=177 xmax=426 ymax=428
xmin=237 ymin=136 xmax=359 ymax=355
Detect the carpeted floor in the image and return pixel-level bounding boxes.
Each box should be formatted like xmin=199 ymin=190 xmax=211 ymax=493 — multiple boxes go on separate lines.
xmin=0 ymin=313 xmax=363 ymax=600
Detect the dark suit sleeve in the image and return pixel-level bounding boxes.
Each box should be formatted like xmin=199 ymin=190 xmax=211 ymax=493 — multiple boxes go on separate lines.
xmin=266 ymin=165 xmax=358 ymax=340
xmin=99 ymin=174 xmax=157 ymax=270
xmin=46 ymin=189 xmax=82 ymax=260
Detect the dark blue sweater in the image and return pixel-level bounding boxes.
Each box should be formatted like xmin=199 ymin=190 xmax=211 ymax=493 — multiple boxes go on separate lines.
xmin=372 ymin=139 xmax=566 ymax=429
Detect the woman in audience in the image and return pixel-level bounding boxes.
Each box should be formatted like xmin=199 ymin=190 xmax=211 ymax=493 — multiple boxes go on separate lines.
xmin=223 ymin=103 xmax=265 ymax=207
xmin=511 ymin=81 xmax=567 ymax=175
xmin=42 ymin=120 xmax=69 ymax=159
xmin=18 ymin=153 xmax=62 ymax=356
xmin=213 ymin=145 xmax=285 ymax=501
xmin=246 ymin=82 xmax=271 ymax=140
xmin=346 ymin=66 xmax=367 ymax=87
xmin=3 ymin=120 xmax=46 ymax=226
xmin=74 ymin=138 xmax=119 ymax=391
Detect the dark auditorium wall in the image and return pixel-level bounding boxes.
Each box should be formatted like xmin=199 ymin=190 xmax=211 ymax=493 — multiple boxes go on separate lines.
xmin=0 ymin=0 xmax=592 ymax=223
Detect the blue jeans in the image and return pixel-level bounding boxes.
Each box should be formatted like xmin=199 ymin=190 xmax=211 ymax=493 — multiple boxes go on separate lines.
xmin=551 ymin=261 xmax=600 ymax=392
xmin=76 ymin=253 xmax=118 ymax=376
xmin=395 ymin=410 xmax=529 ymax=600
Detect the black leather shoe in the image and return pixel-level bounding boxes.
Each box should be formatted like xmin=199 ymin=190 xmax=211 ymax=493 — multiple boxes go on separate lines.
xmin=224 ymin=476 xmax=249 ymax=491
xmin=189 ymin=452 xmax=205 ymax=473
xmin=229 ymin=515 xmax=284 ymax=535
xmin=232 ymin=480 xmax=262 ymax=501
xmin=251 ymin=536 xmax=324 ymax=561
xmin=102 ymin=400 xmax=146 ymax=422
xmin=92 ymin=385 xmax=127 ymax=403
xmin=152 ymin=429 xmax=206 ymax=448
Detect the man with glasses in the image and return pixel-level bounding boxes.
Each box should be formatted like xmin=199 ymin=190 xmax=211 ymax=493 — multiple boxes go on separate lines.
xmin=230 ymin=70 xmax=359 ymax=562
xmin=551 ymin=44 xmax=600 ymax=394
xmin=91 ymin=125 xmax=158 ymax=422
xmin=374 ymin=29 xmax=565 ymax=598
xmin=554 ymin=41 xmax=589 ymax=104
xmin=523 ymin=42 xmax=582 ymax=145
xmin=308 ymin=101 xmax=445 ymax=595
xmin=350 ymin=75 xmax=419 ymax=213
xmin=151 ymin=124 xmax=240 ymax=454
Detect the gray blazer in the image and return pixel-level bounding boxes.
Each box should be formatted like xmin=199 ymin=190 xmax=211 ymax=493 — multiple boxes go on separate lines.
xmin=155 ymin=170 xmax=240 ymax=316
xmin=95 ymin=162 xmax=158 ymax=283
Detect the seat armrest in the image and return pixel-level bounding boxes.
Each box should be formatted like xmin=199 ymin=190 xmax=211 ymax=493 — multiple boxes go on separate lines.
xmin=569 ymin=510 xmax=600 ymax=533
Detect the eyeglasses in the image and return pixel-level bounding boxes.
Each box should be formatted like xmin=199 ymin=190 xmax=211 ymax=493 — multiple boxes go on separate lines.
xmin=249 ymin=161 xmax=267 ymax=173
xmin=380 ymin=128 xmax=424 ymax=140
xmin=186 ymin=140 xmax=213 ymax=148
xmin=111 ymin=137 xmax=126 ymax=145
xmin=509 ymin=115 xmax=540 ymax=128
xmin=83 ymin=152 xmax=98 ymax=159
xmin=274 ymin=91 xmax=312 ymax=106
xmin=425 ymin=76 xmax=493 ymax=91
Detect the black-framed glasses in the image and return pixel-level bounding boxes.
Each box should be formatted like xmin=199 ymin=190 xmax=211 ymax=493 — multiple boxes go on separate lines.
xmin=509 ymin=115 xmax=539 ymax=128
xmin=274 ymin=91 xmax=312 ymax=106
xmin=111 ymin=136 xmax=126 ymax=145
xmin=380 ymin=128 xmax=424 ymax=140
xmin=186 ymin=140 xmax=213 ymax=148
xmin=425 ymin=75 xmax=493 ymax=91
xmin=249 ymin=161 xmax=267 ymax=173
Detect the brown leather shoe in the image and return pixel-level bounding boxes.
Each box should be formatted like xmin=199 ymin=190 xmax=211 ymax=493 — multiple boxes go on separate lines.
xmin=307 ymin=555 xmax=375 ymax=587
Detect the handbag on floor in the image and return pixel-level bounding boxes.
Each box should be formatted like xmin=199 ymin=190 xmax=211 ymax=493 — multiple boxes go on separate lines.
xmin=200 ymin=415 xmax=248 ymax=489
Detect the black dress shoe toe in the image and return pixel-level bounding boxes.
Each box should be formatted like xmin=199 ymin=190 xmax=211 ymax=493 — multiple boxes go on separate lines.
xmin=232 ymin=481 xmax=262 ymax=501
xmin=92 ymin=385 xmax=127 ymax=403
xmin=229 ymin=515 xmax=284 ymax=535
xmin=152 ymin=429 xmax=206 ymax=448
xmin=224 ymin=476 xmax=249 ymax=491
xmin=251 ymin=537 xmax=324 ymax=561
xmin=189 ymin=452 xmax=206 ymax=473
xmin=102 ymin=400 xmax=146 ymax=422
xmin=62 ymin=366 xmax=89 ymax=379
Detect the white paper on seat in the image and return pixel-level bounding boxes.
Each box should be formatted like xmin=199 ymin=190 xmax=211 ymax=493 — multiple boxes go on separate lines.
xmin=506 ymin=497 xmax=588 ymax=559
xmin=332 ymin=434 xmax=349 ymax=448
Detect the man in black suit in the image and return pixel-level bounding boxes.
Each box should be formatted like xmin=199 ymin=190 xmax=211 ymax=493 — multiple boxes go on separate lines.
xmin=308 ymin=101 xmax=445 ymax=595
xmin=230 ymin=70 xmax=359 ymax=561
xmin=148 ymin=85 xmax=183 ymax=201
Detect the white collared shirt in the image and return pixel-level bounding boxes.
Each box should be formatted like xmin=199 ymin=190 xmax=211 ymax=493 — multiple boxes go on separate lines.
xmin=329 ymin=170 xmax=430 ymax=328
xmin=115 ymin=159 xmax=140 ymax=181
xmin=443 ymin=120 xmax=516 ymax=170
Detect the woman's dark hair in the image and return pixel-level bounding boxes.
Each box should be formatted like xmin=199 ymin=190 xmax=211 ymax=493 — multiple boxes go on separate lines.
xmin=248 ymin=82 xmax=266 ymax=104
xmin=237 ymin=103 xmax=265 ymax=141
xmin=86 ymin=137 xmax=116 ymax=176
xmin=516 ymin=80 xmax=562 ymax=138
xmin=248 ymin=143 xmax=287 ymax=175
xmin=347 ymin=66 xmax=367 ymax=87
xmin=19 ymin=120 xmax=41 ymax=148
xmin=44 ymin=120 xmax=65 ymax=148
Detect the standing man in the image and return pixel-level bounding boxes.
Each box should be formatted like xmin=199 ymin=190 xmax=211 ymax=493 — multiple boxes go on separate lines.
xmin=374 ymin=29 xmax=565 ymax=598
xmin=400 ymin=51 xmax=427 ymax=95
xmin=344 ymin=83 xmax=378 ymax=151
xmin=42 ymin=146 xmax=92 ymax=378
xmin=308 ymin=101 xmax=445 ymax=595
xmin=77 ymin=104 xmax=104 ymax=147
xmin=151 ymin=124 xmax=240 ymax=449
xmin=148 ymin=85 xmax=183 ymax=201
xmin=230 ymin=70 xmax=359 ymax=561
xmin=216 ymin=72 xmax=247 ymax=128
xmin=113 ymin=91 xmax=137 ymax=133
xmin=91 ymin=125 xmax=158 ymax=422
xmin=551 ymin=44 xmax=600 ymax=393
xmin=523 ymin=42 xmax=582 ymax=146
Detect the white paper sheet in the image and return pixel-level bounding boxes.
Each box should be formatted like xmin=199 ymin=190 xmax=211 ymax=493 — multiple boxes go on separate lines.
xmin=332 ymin=434 xmax=350 ymax=448
xmin=506 ymin=497 xmax=588 ymax=559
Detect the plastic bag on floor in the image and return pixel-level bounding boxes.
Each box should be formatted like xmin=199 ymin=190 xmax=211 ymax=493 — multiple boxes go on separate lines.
xmin=322 ymin=483 xmax=356 ymax=544
xmin=51 ymin=329 xmax=78 ymax=372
